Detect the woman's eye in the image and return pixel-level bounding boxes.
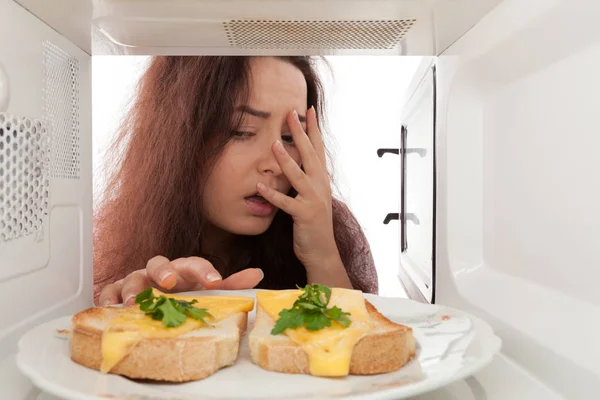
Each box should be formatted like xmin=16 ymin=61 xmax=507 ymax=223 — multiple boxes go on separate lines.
xmin=233 ymin=131 xmax=254 ymax=139
xmin=281 ymin=134 xmax=294 ymax=145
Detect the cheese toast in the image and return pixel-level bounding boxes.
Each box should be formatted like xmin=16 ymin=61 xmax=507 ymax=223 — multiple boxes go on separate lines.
xmin=249 ymin=287 xmax=416 ymax=377
xmin=70 ymin=291 xmax=254 ymax=382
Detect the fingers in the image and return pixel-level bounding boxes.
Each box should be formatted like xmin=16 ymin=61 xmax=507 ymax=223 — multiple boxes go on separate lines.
xmin=257 ymin=181 xmax=301 ymax=215
xmin=306 ymin=106 xmax=327 ymax=168
xmin=287 ymin=109 xmax=321 ymax=175
xmin=219 ymin=268 xmax=264 ymax=290
xmin=169 ymin=258 xmax=263 ymax=291
xmin=121 ymin=271 xmax=150 ymax=306
xmin=146 ymin=255 xmax=178 ymax=290
xmin=98 ymin=279 xmax=124 ymax=306
xmin=98 ymin=256 xmax=265 ymax=308
xmin=146 ymin=256 xmax=222 ymax=293
xmin=170 ymin=257 xmax=223 ymax=290
xmin=271 ymin=139 xmax=314 ymax=195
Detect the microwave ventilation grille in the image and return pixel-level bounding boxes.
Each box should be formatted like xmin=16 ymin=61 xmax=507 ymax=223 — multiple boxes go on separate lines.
xmin=0 ymin=113 xmax=50 ymax=242
xmin=43 ymin=41 xmax=81 ymax=180
xmin=223 ymin=19 xmax=416 ymax=50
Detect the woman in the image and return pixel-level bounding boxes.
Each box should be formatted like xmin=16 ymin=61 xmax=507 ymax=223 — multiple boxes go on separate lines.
xmin=95 ymin=56 xmax=378 ymax=306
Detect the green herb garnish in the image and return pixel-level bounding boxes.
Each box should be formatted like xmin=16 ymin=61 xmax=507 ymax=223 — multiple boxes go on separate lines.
xmin=271 ymin=284 xmax=352 ymax=335
xmin=134 ymin=287 xmax=212 ymax=328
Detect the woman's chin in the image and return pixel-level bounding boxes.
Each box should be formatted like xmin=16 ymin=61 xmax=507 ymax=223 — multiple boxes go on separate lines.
xmin=226 ymin=217 xmax=273 ymax=236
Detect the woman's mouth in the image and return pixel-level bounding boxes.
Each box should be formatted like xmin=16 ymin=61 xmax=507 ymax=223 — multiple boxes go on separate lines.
xmin=244 ymin=194 xmax=275 ymax=217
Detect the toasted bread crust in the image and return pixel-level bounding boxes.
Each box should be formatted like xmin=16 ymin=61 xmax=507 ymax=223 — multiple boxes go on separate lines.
xmin=250 ymin=301 xmax=416 ymax=375
xmin=70 ymin=307 xmax=248 ymax=382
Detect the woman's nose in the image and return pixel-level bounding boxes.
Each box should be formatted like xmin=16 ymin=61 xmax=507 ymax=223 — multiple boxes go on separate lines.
xmin=257 ymin=141 xmax=282 ymax=176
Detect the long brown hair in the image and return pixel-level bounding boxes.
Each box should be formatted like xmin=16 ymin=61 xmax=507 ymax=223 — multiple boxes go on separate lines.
xmin=93 ymin=56 xmax=357 ymax=302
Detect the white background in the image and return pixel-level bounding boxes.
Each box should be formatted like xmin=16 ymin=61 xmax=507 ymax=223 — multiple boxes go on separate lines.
xmin=92 ymin=56 xmax=422 ymax=297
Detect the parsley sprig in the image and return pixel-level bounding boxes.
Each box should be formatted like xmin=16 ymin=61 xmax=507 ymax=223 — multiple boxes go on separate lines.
xmin=134 ymin=287 xmax=212 ymax=328
xmin=271 ymin=284 xmax=352 ymax=335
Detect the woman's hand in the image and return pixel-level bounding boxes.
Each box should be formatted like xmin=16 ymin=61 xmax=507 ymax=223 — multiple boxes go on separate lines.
xmin=256 ymin=107 xmax=352 ymax=289
xmin=98 ymin=255 xmax=264 ymax=306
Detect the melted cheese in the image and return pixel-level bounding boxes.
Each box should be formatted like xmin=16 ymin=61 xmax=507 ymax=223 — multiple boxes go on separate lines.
xmin=100 ymin=291 xmax=254 ymax=373
xmin=257 ymin=288 xmax=372 ymax=377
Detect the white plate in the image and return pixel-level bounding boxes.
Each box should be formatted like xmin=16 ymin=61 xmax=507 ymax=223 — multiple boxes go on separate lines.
xmin=16 ymin=289 xmax=501 ymax=400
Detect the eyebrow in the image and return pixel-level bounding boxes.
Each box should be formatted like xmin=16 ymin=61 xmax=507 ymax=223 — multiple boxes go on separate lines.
xmin=236 ymin=105 xmax=306 ymax=123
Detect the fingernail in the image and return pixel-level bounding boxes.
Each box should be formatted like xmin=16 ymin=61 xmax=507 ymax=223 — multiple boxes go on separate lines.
xmin=206 ymin=271 xmax=222 ymax=282
xmin=159 ymin=271 xmax=173 ymax=284
xmin=102 ymin=300 xmax=111 ymax=307
xmin=292 ymin=110 xmax=299 ymax=121
xmin=274 ymin=140 xmax=285 ymax=154
xmin=257 ymin=182 xmax=267 ymax=192
xmin=124 ymin=294 xmax=135 ymax=305
xmin=257 ymin=268 xmax=264 ymax=282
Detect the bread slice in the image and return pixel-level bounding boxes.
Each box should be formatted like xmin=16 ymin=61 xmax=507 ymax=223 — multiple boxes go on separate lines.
xmin=249 ymin=301 xmax=416 ymax=376
xmin=70 ymin=306 xmax=248 ymax=382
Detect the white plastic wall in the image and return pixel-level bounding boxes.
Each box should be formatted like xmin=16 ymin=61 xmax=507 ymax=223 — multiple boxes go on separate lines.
xmin=435 ymin=0 xmax=600 ymax=397
xmin=0 ymin=0 xmax=93 ymax=360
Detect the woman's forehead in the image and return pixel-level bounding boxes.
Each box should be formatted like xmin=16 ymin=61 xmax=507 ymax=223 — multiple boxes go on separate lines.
xmin=247 ymin=57 xmax=308 ymax=112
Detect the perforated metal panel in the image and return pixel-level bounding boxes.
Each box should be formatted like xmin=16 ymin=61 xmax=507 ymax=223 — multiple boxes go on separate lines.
xmin=223 ymin=19 xmax=416 ymax=49
xmin=0 ymin=113 xmax=50 ymax=242
xmin=43 ymin=41 xmax=81 ymax=179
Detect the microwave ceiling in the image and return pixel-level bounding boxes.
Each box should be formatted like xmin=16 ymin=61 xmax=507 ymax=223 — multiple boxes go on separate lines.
xmin=14 ymin=0 xmax=504 ymax=56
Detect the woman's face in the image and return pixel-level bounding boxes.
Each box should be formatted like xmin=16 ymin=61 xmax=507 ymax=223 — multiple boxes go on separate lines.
xmin=203 ymin=57 xmax=307 ymax=236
